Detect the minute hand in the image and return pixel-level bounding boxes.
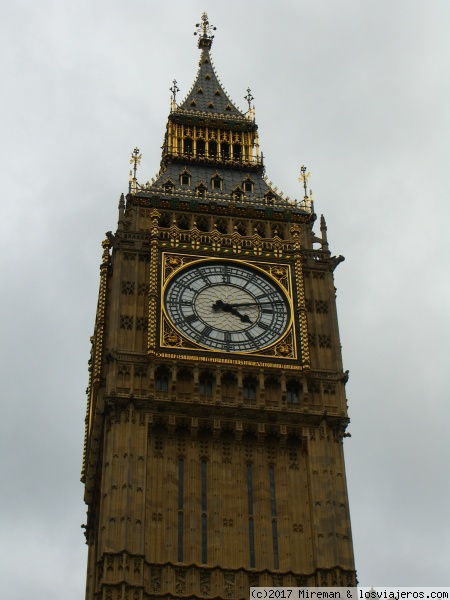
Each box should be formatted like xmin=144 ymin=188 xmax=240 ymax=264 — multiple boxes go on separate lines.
xmin=228 ymin=300 xmax=286 ymax=308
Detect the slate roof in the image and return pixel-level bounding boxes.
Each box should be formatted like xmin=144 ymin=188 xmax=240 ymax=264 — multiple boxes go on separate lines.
xmin=154 ymin=164 xmax=271 ymax=198
xmin=176 ymin=38 xmax=245 ymax=119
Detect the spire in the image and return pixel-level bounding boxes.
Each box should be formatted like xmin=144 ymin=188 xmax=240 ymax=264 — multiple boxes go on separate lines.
xmin=176 ymin=13 xmax=244 ymax=117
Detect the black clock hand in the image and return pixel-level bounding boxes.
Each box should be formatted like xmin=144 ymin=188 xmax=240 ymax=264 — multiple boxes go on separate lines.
xmin=227 ymin=300 xmax=286 ymax=308
xmin=212 ymin=300 xmax=251 ymax=323
xmin=213 ymin=300 xmax=284 ymax=310
xmin=230 ymin=307 xmax=251 ymax=323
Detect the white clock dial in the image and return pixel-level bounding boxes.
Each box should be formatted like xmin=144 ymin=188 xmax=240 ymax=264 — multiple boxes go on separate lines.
xmin=164 ymin=260 xmax=290 ymax=353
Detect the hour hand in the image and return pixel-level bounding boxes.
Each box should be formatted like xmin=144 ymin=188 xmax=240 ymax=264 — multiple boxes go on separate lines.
xmin=212 ymin=300 xmax=251 ymax=324
xmin=230 ymin=307 xmax=251 ymax=323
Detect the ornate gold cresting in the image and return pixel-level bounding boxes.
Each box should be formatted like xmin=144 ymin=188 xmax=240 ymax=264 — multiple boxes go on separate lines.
xmin=290 ymin=224 xmax=311 ymax=372
xmin=147 ymin=209 xmax=161 ymax=358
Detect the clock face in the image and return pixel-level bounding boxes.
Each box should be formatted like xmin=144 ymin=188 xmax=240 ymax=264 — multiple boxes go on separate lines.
xmin=164 ymin=260 xmax=290 ymax=353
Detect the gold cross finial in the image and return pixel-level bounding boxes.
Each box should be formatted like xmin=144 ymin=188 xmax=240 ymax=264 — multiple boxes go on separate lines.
xmin=130 ymin=147 xmax=141 ymax=175
xmin=299 ymin=165 xmax=310 ymax=199
xmin=244 ymin=87 xmax=254 ymax=111
xmin=194 ymin=13 xmax=216 ymax=38
xmin=170 ymin=80 xmax=179 ymax=102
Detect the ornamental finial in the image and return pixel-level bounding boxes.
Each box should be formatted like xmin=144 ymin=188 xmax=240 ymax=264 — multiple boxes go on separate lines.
xmin=169 ymin=79 xmax=180 ymax=111
xmin=299 ymin=165 xmax=310 ymax=199
xmin=129 ymin=147 xmax=141 ymax=193
xmin=194 ymin=13 xmax=216 ymax=47
xmin=244 ymin=88 xmax=254 ymax=111
xmin=170 ymin=79 xmax=179 ymax=101
xmin=299 ymin=166 xmax=314 ymax=212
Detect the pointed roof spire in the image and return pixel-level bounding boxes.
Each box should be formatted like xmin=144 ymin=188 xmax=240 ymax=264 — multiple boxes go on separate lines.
xmin=177 ymin=13 xmax=244 ymax=117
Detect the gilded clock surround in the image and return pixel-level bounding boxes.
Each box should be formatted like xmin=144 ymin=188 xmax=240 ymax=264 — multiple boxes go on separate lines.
xmin=82 ymin=14 xmax=356 ymax=600
xmin=158 ymin=253 xmax=299 ymax=361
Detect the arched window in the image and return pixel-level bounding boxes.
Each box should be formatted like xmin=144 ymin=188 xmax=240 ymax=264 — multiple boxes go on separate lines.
xmin=177 ymin=215 xmax=190 ymax=230
xmin=196 ymin=139 xmax=205 ymax=156
xmin=195 ymin=183 xmax=207 ymax=198
xmin=253 ymin=222 xmax=265 ymax=237
xmin=286 ymin=380 xmax=302 ymax=404
xmin=177 ymin=369 xmax=193 ymax=396
xmin=199 ymin=372 xmax=214 ymax=396
xmin=197 ymin=217 xmax=209 ymax=232
xmin=221 ymin=371 xmax=237 ymax=401
xmin=209 ymin=140 xmax=218 ymax=157
xmin=235 ymin=221 xmax=247 ymax=236
xmin=221 ymin=142 xmax=230 ymax=160
xmin=159 ymin=212 xmax=171 ymax=228
xmin=215 ymin=219 xmax=228 ymax=234
xmin=163 ymin=180 xmax=175 ymax=194
xmin=233 ymin=186 xmax=244 ymax=202
xmin=265 ymin=191 xmax=276 ymax=206
xmin=180 ymin=169 xmax=191 ymax=186
xmin=243 ymin=375 xmax=258 ymax=401
xmin=211 ymin=174 xmax=222 ymax=190
xmin=233 ymin=144 xmax=242 ymax=160
xmin=243 ymin=177 xmax=254 ymax=193
xmin=184 ymin=138 xmax=193 ymax=155
xmin=155 ymin=366 xmax=170 ymax=392
xmin=264 ymin=376 xmax=280 ymax=404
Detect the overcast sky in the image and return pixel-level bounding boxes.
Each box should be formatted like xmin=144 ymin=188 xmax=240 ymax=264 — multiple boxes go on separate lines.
xmin=1 ymin=1 xmax=449 ymax=596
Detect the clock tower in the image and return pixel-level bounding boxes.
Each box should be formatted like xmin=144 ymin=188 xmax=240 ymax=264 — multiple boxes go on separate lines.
xmin=82 ymin=14 xmax=356 ymax=599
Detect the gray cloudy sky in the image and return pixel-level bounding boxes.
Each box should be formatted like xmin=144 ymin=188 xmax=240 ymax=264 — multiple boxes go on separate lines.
xmin=1 ymin=0 xmax=449 ymax=596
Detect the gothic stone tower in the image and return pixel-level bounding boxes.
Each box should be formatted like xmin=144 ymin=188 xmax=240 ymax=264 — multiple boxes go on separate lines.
xmin=82 ymin=14 xmax=356 ymax=600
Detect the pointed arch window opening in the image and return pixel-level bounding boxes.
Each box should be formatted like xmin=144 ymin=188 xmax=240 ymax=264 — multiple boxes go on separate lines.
xmin=196 ymin=139 xmax=206 ymax=156
xmin=159 ymin=212 xmax=171 ymax=228
xmin=286 ymin=380 xmax=302 ymax=404
xmin=233 ymin=186 xmax=244 ymax=202
xmin=197 ymin=216 xmax=209 ymax=232
xmin=183 ymin=137 xmax=193 ymax=156
xmin=195 ymin=182 xmax=208 ymax=198
xmin=221 ymin=142 xmax=230 ymax=160
xmin=209 ymin=140 xmax=218 ymax=158
xmin=155 ymin=367 xmax=170 ymax=392
xmin=211 ymin=173 xmax=223 ymax=190
xmin=215 ymin=218 xmax=227 ymax=234
xmin=243 ymin=176 xmax=254 ymax=193
xmin=199 ymin=374 xmax=213 ymax=396
xmin=243 ymin=376 xmax=258 ymax=401
xmin=163 ymin=179 xmax=175 ymax=194
xmin=180 ymin=169 xmax=192 ymax=186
